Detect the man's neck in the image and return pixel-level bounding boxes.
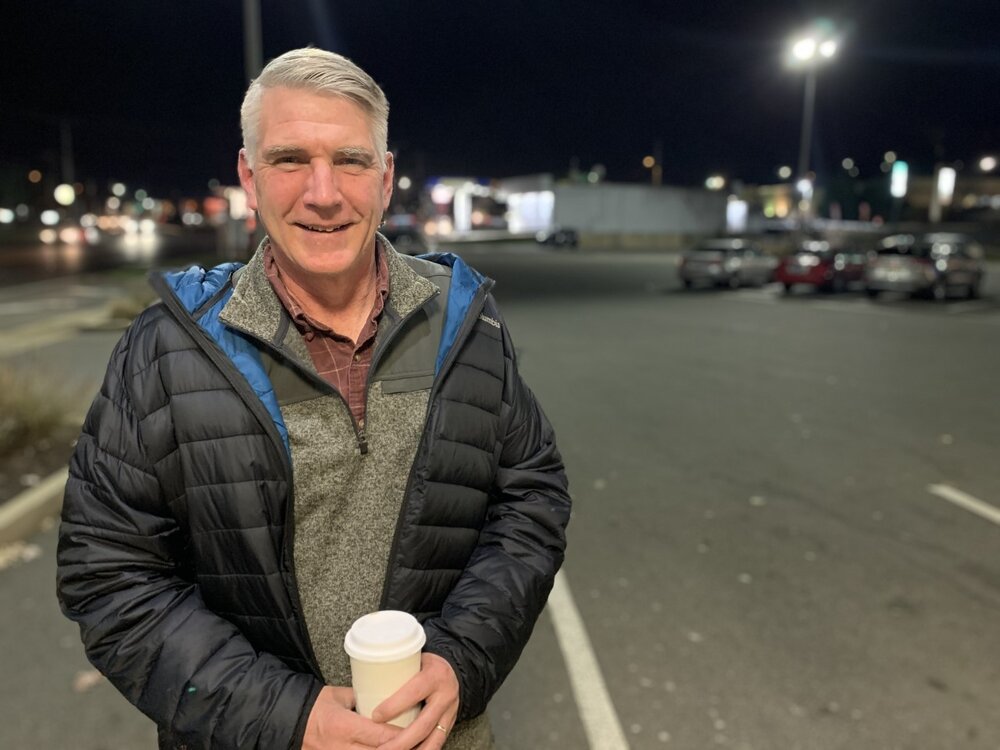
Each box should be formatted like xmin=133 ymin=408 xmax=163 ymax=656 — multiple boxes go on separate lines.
xmin=276 ymin=245 xmax=379 ymax=340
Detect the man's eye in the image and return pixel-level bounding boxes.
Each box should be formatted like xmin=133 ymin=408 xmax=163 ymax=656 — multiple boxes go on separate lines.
xmin=276 ymin=156 xmax=303 ymax=165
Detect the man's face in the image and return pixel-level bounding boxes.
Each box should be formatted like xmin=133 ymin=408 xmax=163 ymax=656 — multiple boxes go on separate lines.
xmin=238 ymin=86 xmax=393 ymax=283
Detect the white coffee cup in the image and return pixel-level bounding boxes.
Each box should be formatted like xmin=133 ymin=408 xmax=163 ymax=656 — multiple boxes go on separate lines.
xmin=344 ymin=610 xmax=427 ymax=727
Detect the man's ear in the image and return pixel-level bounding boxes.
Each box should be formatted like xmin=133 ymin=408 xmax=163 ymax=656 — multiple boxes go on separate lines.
xmin=382 ymin=152 xmax=395 ymax=207
xmin=237 ymin=149 xmax=258 ymax=210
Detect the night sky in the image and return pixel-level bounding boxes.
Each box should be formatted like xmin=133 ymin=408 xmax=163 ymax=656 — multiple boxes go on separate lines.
xmin=4 ymin=0 xmax=999 ymax=196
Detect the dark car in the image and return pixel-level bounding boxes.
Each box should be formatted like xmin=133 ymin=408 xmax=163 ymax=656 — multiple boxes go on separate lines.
xmin=535 ymin=226 xmax=579 ymax=248
xmin=677 ymin=238 xmax=776 ymax=289
xmin=865 ymin=233 xmax=985 ymax=300
xmin=380 ymin=224 xmax=434 ymax=256
xmin=774 ymin=240 xmax=867 ymax=293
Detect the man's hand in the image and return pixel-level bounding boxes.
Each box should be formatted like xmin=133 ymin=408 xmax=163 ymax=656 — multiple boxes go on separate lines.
xmin=372 ymin=653 xmax=460 ymax=750
xmin=302 ymin=686 xmax=401 ymax=750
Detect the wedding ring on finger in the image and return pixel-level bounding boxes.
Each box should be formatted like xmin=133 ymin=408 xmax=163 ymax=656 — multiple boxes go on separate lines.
xmin=435 ymin=723 xmax=448 ymax=735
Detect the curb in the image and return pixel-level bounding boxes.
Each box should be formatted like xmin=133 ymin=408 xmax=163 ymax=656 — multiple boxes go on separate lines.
xmin=0 ymin=467 xmax=68 ymax=546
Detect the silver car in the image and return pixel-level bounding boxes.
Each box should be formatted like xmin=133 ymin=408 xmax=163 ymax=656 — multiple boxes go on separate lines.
xmin=678 ymin=238 xmax=776 ymax=289
xmin=866 ymin=233 xmax=985 ymax=300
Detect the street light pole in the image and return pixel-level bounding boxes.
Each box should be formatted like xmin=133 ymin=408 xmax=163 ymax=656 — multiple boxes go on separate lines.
xmin=796 ymin=68 xmax=816 ymax=185
xmin=243 ymin=0 xmax=263 ymax=85
xmin=787 ymin=28 xmax=837 ymax=229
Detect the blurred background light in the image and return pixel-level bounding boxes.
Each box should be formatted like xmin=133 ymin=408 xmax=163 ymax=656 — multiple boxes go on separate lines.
xmin=777 ymin=165 xmax=792 ymax=180
xmin=979 ymin=155 xmax=997 ymax=172
xmin=40 ymin=210 xmax=60 ymax=226
xmin=28 ymin=170 xmax=43 ymax=184
xmin=890 ymin=160 xmax=909 ymax=198
xmin=111 ymin=182 xmax=127 ymax=197
xmin=0 ymin=208 xmax=14 ymax=224
xmin=430 ymin=184 xmax=454 ymax=205
xmin=54 ymin=184 xmax=76 ymax=206
xmin=59 ymin=227 xmax=82 ymax=244
xmin=397 ymin=176 xmax=412 ymax=190
xmin=841 ymin=158 xmax=854 ymax=170
xmin=936 ymin=167 xmax=957 ymax=206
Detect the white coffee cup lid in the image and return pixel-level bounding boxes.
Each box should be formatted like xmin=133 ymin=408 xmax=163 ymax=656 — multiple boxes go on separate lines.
xmin=344 ymin=610 xmax=427 ymax=663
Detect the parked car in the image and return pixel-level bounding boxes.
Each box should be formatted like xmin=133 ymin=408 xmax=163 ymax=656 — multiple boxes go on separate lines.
xmin=865 ymin=232 xmax=985 ymax=300
xmin=678 ymin=238 xmax=776 ymax=289
xmin=535 ymin=226 xmax=579 ymax=248
xmin=774 ymin=240 xmax=867 ymax=293
xmin=380 ymin=223 xmax=434 ymax=255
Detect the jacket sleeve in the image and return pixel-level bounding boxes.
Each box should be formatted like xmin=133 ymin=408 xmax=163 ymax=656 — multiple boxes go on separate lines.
xmin=56 ymin=317 xmax=321 ymax=750
xmin=423 ymin=315 xmax=571 ymax=721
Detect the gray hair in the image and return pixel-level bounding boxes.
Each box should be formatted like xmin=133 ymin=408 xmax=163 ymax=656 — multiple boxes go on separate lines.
xmin=240 ymin=47 xmax=389 ymax=168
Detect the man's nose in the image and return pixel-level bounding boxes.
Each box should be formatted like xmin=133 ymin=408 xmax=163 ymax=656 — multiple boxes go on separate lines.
xmin=303 ymin=160 xmax=342 ymax=207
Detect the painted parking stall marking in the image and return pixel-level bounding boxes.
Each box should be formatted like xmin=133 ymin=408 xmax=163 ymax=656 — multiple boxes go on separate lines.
xmin=927 ymin=484 xmax=1000 ymax=527
xmin=547 ymin=570 xmax=631 ymax=750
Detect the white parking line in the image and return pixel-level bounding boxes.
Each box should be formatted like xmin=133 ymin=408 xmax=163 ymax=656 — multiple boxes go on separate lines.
xmin=547 ymin=570 xmax=630 ymax=750
xmin=927 ymin=484 xmax=1000 ymax=526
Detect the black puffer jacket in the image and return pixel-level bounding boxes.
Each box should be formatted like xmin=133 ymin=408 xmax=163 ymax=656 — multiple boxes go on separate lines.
xmin=56 ymin=251 xmax=571 ymax=749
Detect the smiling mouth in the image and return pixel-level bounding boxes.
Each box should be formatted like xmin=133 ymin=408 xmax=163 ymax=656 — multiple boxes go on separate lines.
xmin=297 ymin=222 xmax=350 ymax=233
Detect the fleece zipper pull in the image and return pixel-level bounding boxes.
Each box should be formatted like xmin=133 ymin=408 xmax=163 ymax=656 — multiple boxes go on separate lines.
xmin=358 ymin=422 xmax=369 ymax=455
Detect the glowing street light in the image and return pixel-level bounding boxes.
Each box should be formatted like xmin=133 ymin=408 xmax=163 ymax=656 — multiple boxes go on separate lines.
xmin=787 ymin=24 xmax=839 ymax=223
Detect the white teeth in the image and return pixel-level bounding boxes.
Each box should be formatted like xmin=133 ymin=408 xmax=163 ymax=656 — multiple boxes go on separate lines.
xmin=303 ymin=224 xmax=344 ymax=233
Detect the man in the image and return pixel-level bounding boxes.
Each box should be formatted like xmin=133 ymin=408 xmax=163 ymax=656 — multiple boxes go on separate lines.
xmin=57 ymin=47 xmax=570 ymax=750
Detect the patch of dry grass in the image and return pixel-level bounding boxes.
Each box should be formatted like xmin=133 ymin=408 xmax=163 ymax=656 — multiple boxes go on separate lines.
xmin=0 ymin=366 xmax=73 ymax=458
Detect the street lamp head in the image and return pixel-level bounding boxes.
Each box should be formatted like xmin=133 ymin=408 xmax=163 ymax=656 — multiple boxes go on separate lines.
xmin=792 ymin=37 xmax=817 ymax=62
xmin=787 ymin=25 xmax=840 ymax=68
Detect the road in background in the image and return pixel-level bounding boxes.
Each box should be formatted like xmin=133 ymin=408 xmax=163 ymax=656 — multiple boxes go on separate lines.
xmin=2 ymin=244 xmax=1000 ymax=748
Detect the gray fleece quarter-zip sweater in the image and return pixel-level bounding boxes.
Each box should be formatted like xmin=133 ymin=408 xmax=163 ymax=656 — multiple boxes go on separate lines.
xmin=220 ymin=243 xmax=493 ymax=748
xmin=57 ymin=237 xmax=571 ymax=750
xmin=219 ymin=245 xmax=440 ymax=676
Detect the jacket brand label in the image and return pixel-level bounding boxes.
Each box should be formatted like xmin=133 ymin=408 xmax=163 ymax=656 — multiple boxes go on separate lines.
xmin=478 ymin=314 xmax=501 ymax=329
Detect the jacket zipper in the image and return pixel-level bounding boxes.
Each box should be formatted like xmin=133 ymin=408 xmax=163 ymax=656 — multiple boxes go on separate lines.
xmin=378 ymin=280 xmax=494 ymax=609
xmin=356 ymin=288 xmax=443 ymax=454
xmin=151 ymin=275 xmax=324 ymax=676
